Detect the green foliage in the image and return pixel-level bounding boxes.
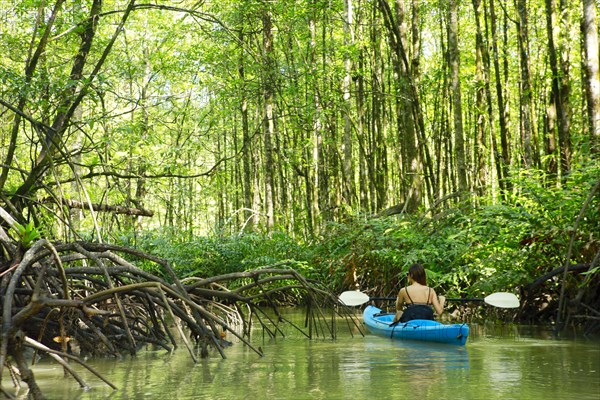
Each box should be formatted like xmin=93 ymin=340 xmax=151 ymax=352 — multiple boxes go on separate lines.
xmin=13 ymin=221 xmax=41 ymax=248
xmin=311 ymin=164 xmax=599 ymax=298
xmin=3 ymin=0 xmax=593 ymax=308
xmin=113 ymin=162 xmax=597 ymax=303
xmin=312 ymin=214 xmax=473 ymax=295
xmin=119 ymin=229 xmax=314 ymax=282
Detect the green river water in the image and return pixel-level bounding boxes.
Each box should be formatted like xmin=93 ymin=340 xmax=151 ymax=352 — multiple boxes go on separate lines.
xmin=8 ymin=312 xmax=600 ymax=400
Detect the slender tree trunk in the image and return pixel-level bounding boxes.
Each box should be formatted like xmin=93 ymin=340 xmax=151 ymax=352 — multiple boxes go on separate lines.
xmin=232 ymin=117 xmax=241 ymax=231
xmin=515 ymin=0 xmax=536 ymax=168
xmin=134 ymin=46 xmax=151 ymax=231
xmin=489 ymin=0 xmax=511 ymax=195
xmin=371 ymin=4 xmax=387 ymax=212
xmin=447 ymin=0 xmax=468 ymax=195
xmin=357 ymin=51 xmax=369 ymax=210
xmin=399 ymin=0 xmax=424 ymax=211
xmin=583 ymin=0 xmax=600 ymax=154
xmin=544 ymin=0 xmax=560 ymax=177
xmin=371 ymin=51 xmax=384 ymax=212
xmin=379 ymin=0 xmax=422 ymax=212
xmin=262 ymin=6 xmax=275 ymax=230
xmin=472 ymin=0 xmax=488 ymax=196
xmin=238 ymin=30 xmax=254 ymax=232
xmin=342 ymin=0 xmax=356 ymax=209
xmin=480 ymin=0 xmax=502 ymax=198
xmin=433 ymin=16 xmax=450 ymax=201
xmin=410 ymin=0 xmax=421 ymax=77
xmin=545 ymin=0 xmax=571 ymax=175
xmin=408 ymin=0 xmax=425 ymax=209
xmin=319 ymin=22 xmax=333 ymax=221
xmin=545 ymin=84 xmax=559 ymax=177
xmin=309 ymin=4 xmax=322 ymax=229
xmin=217 ymin=129 xmax=225 ymax=231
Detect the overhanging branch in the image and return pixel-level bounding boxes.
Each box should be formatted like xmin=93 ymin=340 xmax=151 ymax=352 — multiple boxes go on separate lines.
xmin=43 ymin=197 xmax=154 ymax=217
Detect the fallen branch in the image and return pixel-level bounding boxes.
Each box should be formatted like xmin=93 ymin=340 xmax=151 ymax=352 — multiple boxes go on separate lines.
xmin=525 ymin=263 xmax=590 ymax=291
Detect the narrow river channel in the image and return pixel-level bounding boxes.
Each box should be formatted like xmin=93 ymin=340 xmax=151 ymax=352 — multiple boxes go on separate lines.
xmin=12 ymin=311 xmax=600 ymax=400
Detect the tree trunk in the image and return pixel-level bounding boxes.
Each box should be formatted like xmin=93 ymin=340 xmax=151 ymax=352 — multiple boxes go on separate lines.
xmin=262 ymin=5 xmax=275 ymax=230
xmin=545 ymin=0 xmax=571 ymax=175
xmin=370 ymin=48 xmax=384 ymax=212
xmin=447 ymin=0 xmax=468 ymax=195
xmin=582 ymin=0 xmax=600 ymax=155
xmin=489 ymin=0 xmax=511 ymax=195
xmin=515 ymin=0 xmax=536 ymax=168
xmin=238 ymin=29 xmax=254 ymax=232
xmin=309 ymin=3 xmax=323 ymax=229
xmin=379 ymin=0 xmax=421 ymax=212
xmin=472 ymin=0 xmax=488 ymax=196
xmin=371 ymin=4 xmax=387 ymax=212
xmin=357 ymin=50 xmax=369 ymax=211
xmin=342 ymin=0 xmax=356 ymax=209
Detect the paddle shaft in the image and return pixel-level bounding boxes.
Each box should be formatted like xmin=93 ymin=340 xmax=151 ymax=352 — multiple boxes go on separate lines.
xmin=369 ymin=296 xmax=485 ymax=303
xmin=339 ymin=290 xmax=519 ymax=308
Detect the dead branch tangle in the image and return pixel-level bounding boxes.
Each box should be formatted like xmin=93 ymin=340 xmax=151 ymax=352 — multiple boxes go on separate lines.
xmin=0 ymin=237 xmax=361 ymax=399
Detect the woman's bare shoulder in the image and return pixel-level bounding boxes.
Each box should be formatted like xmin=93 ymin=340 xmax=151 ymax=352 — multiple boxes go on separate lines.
xmin=428 ymin=287 xmax=438 ymax=299
xmin=397 ymin=287 xmax=407 ymax=297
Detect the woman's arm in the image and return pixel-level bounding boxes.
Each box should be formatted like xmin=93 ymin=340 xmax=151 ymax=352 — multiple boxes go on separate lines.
xmin=392 ymin=289 xmax=406 ymax=323
xmin=430 ymin=289 xmax=445 ymax=317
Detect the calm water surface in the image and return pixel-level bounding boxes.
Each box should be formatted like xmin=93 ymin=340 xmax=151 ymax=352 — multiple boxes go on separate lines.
xmin=13 ymin=312 xmax=600 ymax=400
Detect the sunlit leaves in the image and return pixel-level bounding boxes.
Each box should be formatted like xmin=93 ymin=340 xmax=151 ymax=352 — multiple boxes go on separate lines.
xmin=13 ymin=221 xmax=41 ymax=248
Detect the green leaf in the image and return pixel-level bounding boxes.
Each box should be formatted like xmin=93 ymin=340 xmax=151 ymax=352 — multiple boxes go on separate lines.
xmin=12 ymin=221 xmax=41 ymax=248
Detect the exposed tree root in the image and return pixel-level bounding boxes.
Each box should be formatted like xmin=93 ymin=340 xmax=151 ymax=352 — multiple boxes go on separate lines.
xmin=518 ymin=258 xmax=600 ymax=335
xmin=0 ymin=228 xmax=361 ymax=399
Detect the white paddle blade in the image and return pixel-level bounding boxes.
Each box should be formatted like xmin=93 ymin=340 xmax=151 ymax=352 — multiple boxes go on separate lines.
xmin=484 ymin=292 xmax=520 ymax=308
xmin=339 ymin=291 xmax=370 ymax=306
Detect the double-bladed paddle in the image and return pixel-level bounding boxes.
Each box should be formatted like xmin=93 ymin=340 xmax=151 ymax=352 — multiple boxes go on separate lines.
xmin=338 ymin=290 xmax=520 ymax=308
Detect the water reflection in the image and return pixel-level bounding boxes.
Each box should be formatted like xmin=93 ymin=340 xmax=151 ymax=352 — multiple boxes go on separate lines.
xmin=346 ymin=337 xmax=471 ymax=398
xmin=10 ymin=317 xmax=600 ymax=400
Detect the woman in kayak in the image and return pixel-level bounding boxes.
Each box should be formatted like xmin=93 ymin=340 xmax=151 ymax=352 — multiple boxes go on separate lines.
xmin=392 ymin=263 xmax=446 ymax=323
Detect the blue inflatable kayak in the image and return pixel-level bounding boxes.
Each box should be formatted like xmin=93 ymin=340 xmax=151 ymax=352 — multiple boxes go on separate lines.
xmin=363 ymin=305 xmax=469 ymax=345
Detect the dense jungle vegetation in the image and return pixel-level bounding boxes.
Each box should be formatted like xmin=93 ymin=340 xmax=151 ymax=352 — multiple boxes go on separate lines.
xmin=0 ymin=0 xmax=599 ymax=395
xmin=1 ymin=0 xmax=599 ymax=320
